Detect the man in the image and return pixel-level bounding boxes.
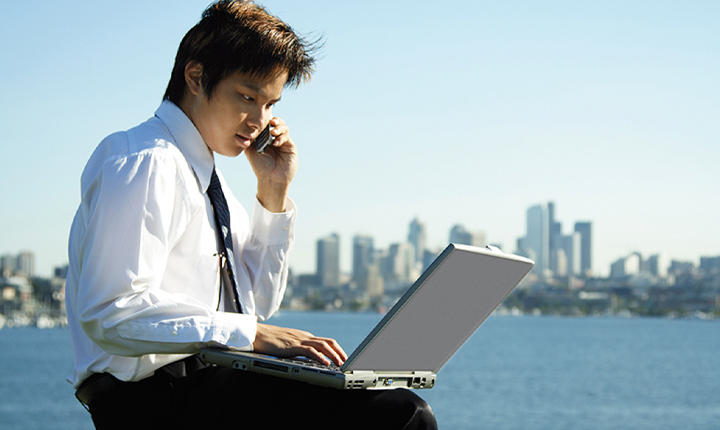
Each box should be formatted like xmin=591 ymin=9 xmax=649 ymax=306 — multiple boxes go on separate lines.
xmin=66 ymin=1 xmax=437 ymax=429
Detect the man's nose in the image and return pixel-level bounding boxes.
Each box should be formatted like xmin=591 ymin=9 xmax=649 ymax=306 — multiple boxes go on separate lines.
xmin=247 ymin=108 xmax=271 ymax=132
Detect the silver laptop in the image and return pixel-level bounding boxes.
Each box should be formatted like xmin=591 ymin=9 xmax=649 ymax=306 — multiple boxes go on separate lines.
xmin=200 ymin=243 xmax=534 ymax=390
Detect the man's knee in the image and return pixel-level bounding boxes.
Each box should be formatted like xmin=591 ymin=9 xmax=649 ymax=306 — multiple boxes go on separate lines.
xmin=400 ymin=390 xmax=437 ymax=430
xmin=371 ymin=389 xmax=438 ymax=430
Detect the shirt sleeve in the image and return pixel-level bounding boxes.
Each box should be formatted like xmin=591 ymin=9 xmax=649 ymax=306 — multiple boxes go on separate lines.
xmin=233 ymin=197 xmax=296 ymax=320
xmin=75 ymin=150 xmax=256 ymax=357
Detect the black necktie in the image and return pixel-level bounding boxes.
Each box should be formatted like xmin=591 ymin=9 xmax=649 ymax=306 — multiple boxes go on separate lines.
xmin=207 ymin=168 xmax=242 ymax=313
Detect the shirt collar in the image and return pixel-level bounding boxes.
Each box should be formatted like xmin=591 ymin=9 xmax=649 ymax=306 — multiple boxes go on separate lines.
xmin=154 ymin=100 xmax=215 ymax=192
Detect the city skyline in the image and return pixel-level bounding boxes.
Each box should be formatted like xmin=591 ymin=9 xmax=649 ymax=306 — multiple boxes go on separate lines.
xmin=304 ymin=202 xmax=717 ymax=281
xmin=1 ymin=1 xmax=718 ymax=278
xmin=2 ymin=198 xmax=719 ymax=280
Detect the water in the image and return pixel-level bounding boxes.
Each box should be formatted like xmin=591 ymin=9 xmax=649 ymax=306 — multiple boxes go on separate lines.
xmin=1 ymin=314 xmax=718 ymax=430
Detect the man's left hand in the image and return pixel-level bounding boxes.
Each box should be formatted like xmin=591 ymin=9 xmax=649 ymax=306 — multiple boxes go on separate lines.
xmin=245 ymin=117 xmax=297 ymax=213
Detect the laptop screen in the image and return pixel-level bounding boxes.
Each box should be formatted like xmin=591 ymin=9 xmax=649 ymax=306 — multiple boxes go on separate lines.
xmin=345 ymin=244 xmax=534 ymax=373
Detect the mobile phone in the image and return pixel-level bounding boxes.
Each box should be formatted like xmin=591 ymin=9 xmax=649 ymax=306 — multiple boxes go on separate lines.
xmin=254 ymin=124 xmax=274 ymax=154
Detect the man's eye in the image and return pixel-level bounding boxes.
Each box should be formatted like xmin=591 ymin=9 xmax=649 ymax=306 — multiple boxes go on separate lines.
xmin=242 ymin=94 xmax=253 ymax=102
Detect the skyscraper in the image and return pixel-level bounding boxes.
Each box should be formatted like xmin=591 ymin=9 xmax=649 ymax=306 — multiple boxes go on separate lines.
xmin=547 ymin=202 xmax=562 ymax=275
xmin=383 ymin=243 xmax=418 ymax=287
xmin=525 ymin=204 xmax=550 ymax=276
xmin=352 ymin=234 xmax=374 ymax=283
xmin=408 ymin=218 xmax=426 ymax=264
xmin=611 ymin=253 xmax=641 ymax=278
xmin=559 ymin=232 xmax=581 ymax=276
xmin=316 ymin=233 xmax=340 ymax=288
xmin=645 ymin=254 xmax=668 ymax=277
xmin=700 ymin=256 xmax=720 ymax=274
xmin=16 ymin=251 xmax=35 ymax=278
xmin=1 ymin=254 xmax=16 ymax=277
xmin=573 ymin=222 xmax=592 ymax=277
xmin=449 ymin=224 xmax=485 ymax=248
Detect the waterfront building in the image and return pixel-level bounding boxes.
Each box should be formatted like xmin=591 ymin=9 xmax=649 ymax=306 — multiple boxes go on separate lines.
xmin=700 ymin=256 xmax=720 ymax=274
xmin=54 ymin=265 xmax=69 ymax=279
xmin=422 ymin=248 xmax=441 ymax=271
xmin=558 ymin=232 xmax=581 ymax=277
xmin=352 ymin=235 xmax=374 ymax=283
xmin=645 ymin=254 xmax=668 ymax=278
xmin=352 ymin=234 xmax=384 ymax=295
xmin=610 ymin=257 xmax=625 ymax=279
xmin=448 ymin=224 xmax=485 ymax=248
xmin=547 ymin=202 xmax=563 ymax=275
xmin=364 ymin=264 xmax=384 ymax=298
xmin=0 ymin=252 xmax=36 ymax=279
xmin=0 ymin=276 xmax=33 ymax=305
xmin=524 ymin=204 xmax=550 ymax=277
xmin=1 ymin=254 xmax=16 ymax=277
xmin=610 ymin=253 xmax=642 ymax=279
xmin=382 ymin=242 xmax=418 ymax=290
xmin=16 ymin=252 xmax=35 ymax=278
xmin=408 ymin=218 xmax=427 ymax=264
xmin=626 ymin=253 xmax=642 ymax=276
xmin=668 ymin=260 xmax=695 ymax=276
xmin=574 ymin=222 xmax=593 ymax=277
xmin=519 ymin=204 xmax=592 ymax=279
xmin=316 ymin=233 xmax=341 ymax=288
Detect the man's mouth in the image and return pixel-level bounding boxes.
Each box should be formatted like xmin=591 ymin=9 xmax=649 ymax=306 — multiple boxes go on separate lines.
xmin=235 ymin=134 xmax=252 ymax=148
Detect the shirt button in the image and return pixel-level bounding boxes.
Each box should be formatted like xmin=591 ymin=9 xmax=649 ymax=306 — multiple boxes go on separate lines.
xmin=229 ymin=335 xmax=238 ymax=342
xmin=283 ymin=224 xmax=290 ymax=231
xmin=171 ymin=331 xmax=178 ymax=337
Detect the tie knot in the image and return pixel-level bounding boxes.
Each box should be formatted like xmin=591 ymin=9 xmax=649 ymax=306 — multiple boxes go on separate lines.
xmin=209 ymin=168 xmax=222 ymax=191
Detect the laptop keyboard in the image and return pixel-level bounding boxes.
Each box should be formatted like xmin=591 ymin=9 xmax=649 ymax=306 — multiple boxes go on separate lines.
xmin=281 ymin=357 xmax=341 ymax=372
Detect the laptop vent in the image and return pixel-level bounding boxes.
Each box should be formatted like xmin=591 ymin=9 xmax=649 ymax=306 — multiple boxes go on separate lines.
xmin=347 ymin=380 xmax=365 ymax=390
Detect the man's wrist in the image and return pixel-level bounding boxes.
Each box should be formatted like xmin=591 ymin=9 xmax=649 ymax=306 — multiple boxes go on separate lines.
xmin=256 ymin=182 xmax=290 ymax=213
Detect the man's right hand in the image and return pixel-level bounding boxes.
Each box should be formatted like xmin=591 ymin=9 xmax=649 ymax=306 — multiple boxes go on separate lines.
xmin=252 ymin=323 xmax=348 ymax=366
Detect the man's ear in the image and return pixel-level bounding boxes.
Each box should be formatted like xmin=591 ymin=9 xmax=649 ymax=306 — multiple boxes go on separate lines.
xmin=184 ymin=61 xmax=204 ymax=97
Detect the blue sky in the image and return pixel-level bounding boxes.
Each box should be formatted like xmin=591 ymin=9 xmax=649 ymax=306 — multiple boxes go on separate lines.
xmin=1 ymin=0 xmax=718 ymax=277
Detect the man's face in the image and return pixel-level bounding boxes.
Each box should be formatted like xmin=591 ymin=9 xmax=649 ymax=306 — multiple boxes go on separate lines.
xmin=183 ymin=68 xmax=287 ymax=157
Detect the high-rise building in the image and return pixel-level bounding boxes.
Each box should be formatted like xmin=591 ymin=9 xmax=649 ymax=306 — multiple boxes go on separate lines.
xmin=610 ymin=257 xmax=625 ymax=278
xmin=559 ymin=232 xmax=581 ymax=276
xmin=364 ymin=265 xmax=384 ymax=298
xmin=525 ymin=204 xmax=550 ymax=276
xmin=547 ymin=202 xmax=563 ymax=275
xmin=668 ymin=260 xmax=695 ymax=276
xmin=16 ymin=251 xmax=35 ymax=278
xmin=518 ymin=204 xmax=591 ymax=279
xmin=645 ymin=254 xmax=668 ymax=277
xmin=352 ymin=235 xmax=374 ymax=279
xmin=449 ymin=224 xmax=485 ymax=248
xmin=352 ymin=234 xmax=374 ymax=285
xmin=700 ymin=256 xmax=720 ymax=274
xmin=54 ymin=265 xmax=70 ymax=279
xmin=573 ymin=222 xmax=592 ymax=277
xmin=383 ymin=243 xmax=417 ymax=286
xmin=408 ymin=218 xmax=426 ymax=264
xmin=352 ymin=235 xmax=384 ymax=297
xmin=627 ymin=253 xmax=642 ymax=276
xmin=610 ymin=253 xmax=641 ymax=278
xmin=316 ymin=233 xmax=340 ymax=288
xmin=422 ymin=248 xmax=440 ymax=271
xmin=1 ymin=254 xmax=16 ymax=277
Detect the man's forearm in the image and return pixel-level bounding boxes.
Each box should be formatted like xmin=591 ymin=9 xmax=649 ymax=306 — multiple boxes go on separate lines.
xmin=256 ymin=181 xmax=289 ymax=213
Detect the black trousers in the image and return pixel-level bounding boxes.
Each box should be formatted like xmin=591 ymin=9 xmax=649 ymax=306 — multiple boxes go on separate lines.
xmin=86 ymin=357 xmax=437 ymax=430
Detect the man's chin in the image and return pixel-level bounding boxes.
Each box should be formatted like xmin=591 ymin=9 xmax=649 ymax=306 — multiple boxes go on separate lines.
xmin=212 ymin=146 xmax=245 ymax=158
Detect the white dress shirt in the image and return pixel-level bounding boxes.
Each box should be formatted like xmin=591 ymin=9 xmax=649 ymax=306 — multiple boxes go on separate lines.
xmin=65 ymin=101 xmax=295 ymax=388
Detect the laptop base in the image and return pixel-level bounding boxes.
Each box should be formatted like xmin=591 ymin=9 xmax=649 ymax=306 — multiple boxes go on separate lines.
xmin=200 ymin=348 xmax=436 ymax=390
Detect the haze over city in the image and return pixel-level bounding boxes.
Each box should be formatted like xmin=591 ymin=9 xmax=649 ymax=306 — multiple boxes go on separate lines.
xmin=1 ymin=1 xmax=717 ymax=277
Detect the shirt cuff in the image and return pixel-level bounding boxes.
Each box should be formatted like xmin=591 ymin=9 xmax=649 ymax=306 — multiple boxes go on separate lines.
xmin=250 ymin=197 xmax=296 ymax=246
xmin=213 ymin=312 xmax=258 ymax=350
